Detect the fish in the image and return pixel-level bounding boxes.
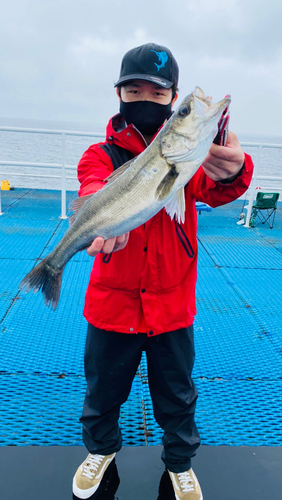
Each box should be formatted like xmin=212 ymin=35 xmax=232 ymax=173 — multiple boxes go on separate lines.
xmin=19 ymin=87 xmax=231 ymax=310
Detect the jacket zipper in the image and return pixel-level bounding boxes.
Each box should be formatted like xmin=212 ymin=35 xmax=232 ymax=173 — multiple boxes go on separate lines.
xmin=174 ymin=218 xmax=195 ymax=258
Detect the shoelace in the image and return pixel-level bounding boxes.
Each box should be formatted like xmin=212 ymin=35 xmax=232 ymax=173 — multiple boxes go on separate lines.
xmin=177 ymin=471 xmax=195 ymax=492
xmin=82 ymin=454 xmax=104 ymax=479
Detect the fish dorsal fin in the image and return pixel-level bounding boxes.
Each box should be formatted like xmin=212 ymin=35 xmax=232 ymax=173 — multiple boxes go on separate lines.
xmin=165 ymin=187 xmax=186 ymax=224
xmin=156 ymin=165 xmax=179 ymax=201
xmin=104 ymin=158 xmax=136 ymax=184
xmin=68 ymin=194 xmax=93 ymax=226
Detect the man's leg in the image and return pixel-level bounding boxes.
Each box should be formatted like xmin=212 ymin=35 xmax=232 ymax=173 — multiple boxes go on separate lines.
xmin=146 ymin=326 xmax=200 ymax=473
xmin=80 ymin=324 xmax=145 ymax=455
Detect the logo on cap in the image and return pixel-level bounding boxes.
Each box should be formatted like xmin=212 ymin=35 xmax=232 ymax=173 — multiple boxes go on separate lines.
xmin=150 ymin=50 xmax=168 ymax=72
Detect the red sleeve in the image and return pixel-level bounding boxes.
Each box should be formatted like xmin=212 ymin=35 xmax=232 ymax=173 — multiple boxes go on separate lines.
xmin=77 ymin=143 xmax=114 ymax=197
xmin=188 ymin=152 xmax=254 ymax=207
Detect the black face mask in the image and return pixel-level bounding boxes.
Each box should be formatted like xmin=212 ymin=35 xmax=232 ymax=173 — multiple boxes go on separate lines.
xmin=119 ymin=100 xmax=172 ymax=136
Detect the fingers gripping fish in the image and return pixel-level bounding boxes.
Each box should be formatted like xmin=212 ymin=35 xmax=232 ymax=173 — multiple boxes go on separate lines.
xmin=19 ymin=88 xmax=231 ymax=310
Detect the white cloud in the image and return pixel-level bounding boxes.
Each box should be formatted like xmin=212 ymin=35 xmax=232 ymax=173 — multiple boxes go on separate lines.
xmin=69 ymin=29 xmax=149 ymax=62
xmin=70 ymin=37 xmax=120 ymax=59
xmin=198 ymin=57 xmax=235 ymax=70
xmin=0 ymin=0 xmax=281 ymax=134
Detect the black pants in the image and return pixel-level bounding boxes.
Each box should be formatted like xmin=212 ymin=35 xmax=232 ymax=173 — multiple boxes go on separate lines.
xmin=80 ymin=324 xmax=200 ymax=473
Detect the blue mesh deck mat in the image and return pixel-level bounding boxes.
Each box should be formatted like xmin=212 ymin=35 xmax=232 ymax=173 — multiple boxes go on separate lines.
xmin=0 ymin=374 xmax=146 ymax=446
xmin=1 ymin=196 xmax=25 ymax=211
xmin=1 ymin=365 xmax=281 ymax=447
xmin=193 ymin=267 xmax=282 ymax=380
xmin=0 ymin=259 xmax=36 ymax=320
xmin=7 ymin=258 xmax=282 ymax=379
xmin=140 ymin=360 xmax=282 ymax=447
xmin=192 ymin=379 xmax=282 ymax=446
xmin=4 ymin=198 xmax=62 ymax=220
xmin=0 ymin=190 xmax=282 ymax=447
xmin=220 ymin=267 xmax=282 ymax=351
xmin=197 ymin=200 xmax=242 ymax=228
xmin=0 ymin=189 xmax=30 ymax=207
xmin=1 ymin=188 xmax=77 ymax=219
xmin=1 ymin=260 xmax=92 ymax=375
xmin=198 ymin=226 xmax=282 ymax=269
xmin=257 ymin=228 xmax=282 ymax=253
xmin=196 ymin=240 xmax=215 ymax=268
xmin=0 ymin=217 xmax=60 ymax=260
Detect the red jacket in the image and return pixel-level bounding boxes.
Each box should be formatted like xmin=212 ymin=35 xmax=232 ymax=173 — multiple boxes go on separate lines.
xmin=77 ymin=114 xmax=254 ymax=336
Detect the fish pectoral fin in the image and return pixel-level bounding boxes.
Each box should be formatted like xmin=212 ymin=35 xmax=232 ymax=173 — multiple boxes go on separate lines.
xmin=104 ymin=158 xmax=136 ymax=184
xmin=156 ymin=165 xmax=179 ymax=201
xmin=68 ymin=194 xmax=93 ymax=226
xmin=165 ymin=187 xmax=186 ymax=224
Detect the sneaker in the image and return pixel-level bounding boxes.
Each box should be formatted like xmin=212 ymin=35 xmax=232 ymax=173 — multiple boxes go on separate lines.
xmin=158 ymin=468 xmax=203 ymax=500
xmin=72 ymin=453 xmax=116 ymax=499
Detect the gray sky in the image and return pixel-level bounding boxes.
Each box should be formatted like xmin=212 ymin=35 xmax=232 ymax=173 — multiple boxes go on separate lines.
xmin=1 ymin=0 xmax=281 ymax=135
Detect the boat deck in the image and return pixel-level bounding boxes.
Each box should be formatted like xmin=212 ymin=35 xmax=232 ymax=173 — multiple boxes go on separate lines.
xmin=0 ymin=188 xmax=281 ymax=499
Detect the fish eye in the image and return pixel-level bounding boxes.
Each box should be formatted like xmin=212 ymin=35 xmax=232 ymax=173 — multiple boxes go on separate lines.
xmin=178 ymin=105 xmax=191 ymax=117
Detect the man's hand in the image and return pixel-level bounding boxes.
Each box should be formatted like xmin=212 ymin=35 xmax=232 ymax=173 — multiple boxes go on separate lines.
xmin=202 ymin=131 xmax=245 ymax=182
xmin=86 ymin=233 xmax=130 ymax=257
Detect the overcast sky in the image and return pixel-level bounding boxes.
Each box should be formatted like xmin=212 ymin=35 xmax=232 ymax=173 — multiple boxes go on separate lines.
xmin=1 ymin=0 xmax=281 ymax=135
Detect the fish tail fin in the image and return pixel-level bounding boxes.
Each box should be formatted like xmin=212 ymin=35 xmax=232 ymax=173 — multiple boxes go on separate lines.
xmin=19 ymin=259 xmax=63 ymax=310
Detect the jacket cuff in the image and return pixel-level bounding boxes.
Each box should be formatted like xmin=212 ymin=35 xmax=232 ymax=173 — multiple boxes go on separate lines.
xmin=219 ymin=162 xmax=245 ymax=185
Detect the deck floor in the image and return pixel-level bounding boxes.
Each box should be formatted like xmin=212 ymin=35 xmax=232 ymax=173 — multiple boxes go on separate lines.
xmin=0 ymin=188 xmax=281 ymax=498
xmin=0 ymin=445 xmax=281 ymax=500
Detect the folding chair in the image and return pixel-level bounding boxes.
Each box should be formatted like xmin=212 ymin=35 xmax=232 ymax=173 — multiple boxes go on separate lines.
xmin=250 ymin=192 xmax=280 ymax=228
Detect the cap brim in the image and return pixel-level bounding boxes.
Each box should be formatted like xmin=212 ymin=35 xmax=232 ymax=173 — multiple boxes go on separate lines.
xmin=114 ymin=74 xmax=173 ymax=89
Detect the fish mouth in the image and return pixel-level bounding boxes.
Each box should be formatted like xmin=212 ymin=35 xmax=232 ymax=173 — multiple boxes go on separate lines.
xmin=193 ymin=87 xmax=213 ymax=107
xmin=193 ymin=90 xmax=230 ymax=119
xmin=209 ymin=96 xmax=231 ymax=119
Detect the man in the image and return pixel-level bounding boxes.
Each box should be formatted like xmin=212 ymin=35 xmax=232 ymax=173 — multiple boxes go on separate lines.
xmin=73 ymin=43 xmax=253 ymax=499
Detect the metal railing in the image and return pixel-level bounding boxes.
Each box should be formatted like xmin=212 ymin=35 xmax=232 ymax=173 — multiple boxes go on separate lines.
xmin=239 ymin=142 xmax=282 ymax=227
xmin=0 ymin=126 xmax=104 ymax=217
xmin=0 ymin=127 xmax=281 ymax=224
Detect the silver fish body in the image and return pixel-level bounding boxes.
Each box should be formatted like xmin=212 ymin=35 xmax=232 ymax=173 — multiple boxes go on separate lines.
xmin=19 ymin=88 xmax=230 ymax=309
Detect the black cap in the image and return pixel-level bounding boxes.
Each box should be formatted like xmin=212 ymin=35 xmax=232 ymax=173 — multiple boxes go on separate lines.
xmin=114 ymin=43 xmax=179 ymax=89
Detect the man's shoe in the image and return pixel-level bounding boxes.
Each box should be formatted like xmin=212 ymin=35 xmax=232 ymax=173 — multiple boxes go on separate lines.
xmin=158 ymin=468 xmax=203 ymax=500
xmin=72 ymin=453 xmax=116 ymax=499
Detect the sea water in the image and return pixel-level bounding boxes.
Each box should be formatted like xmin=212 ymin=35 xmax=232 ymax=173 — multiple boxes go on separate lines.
xmin=0 ymin=117 xmax=281 ymax=194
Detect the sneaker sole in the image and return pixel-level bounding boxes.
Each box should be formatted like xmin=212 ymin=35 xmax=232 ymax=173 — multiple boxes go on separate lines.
xmin=72 ymin=477 xmax=99 ymax=499
xmin=175 ymin=493 xmax=203 ymax=500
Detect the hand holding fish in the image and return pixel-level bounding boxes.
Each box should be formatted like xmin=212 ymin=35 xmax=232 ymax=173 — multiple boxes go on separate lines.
xmin=202 ymin=131 xmax=245 ymax=182
xmin=86 ymin=233 xmax=129 ymax=257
